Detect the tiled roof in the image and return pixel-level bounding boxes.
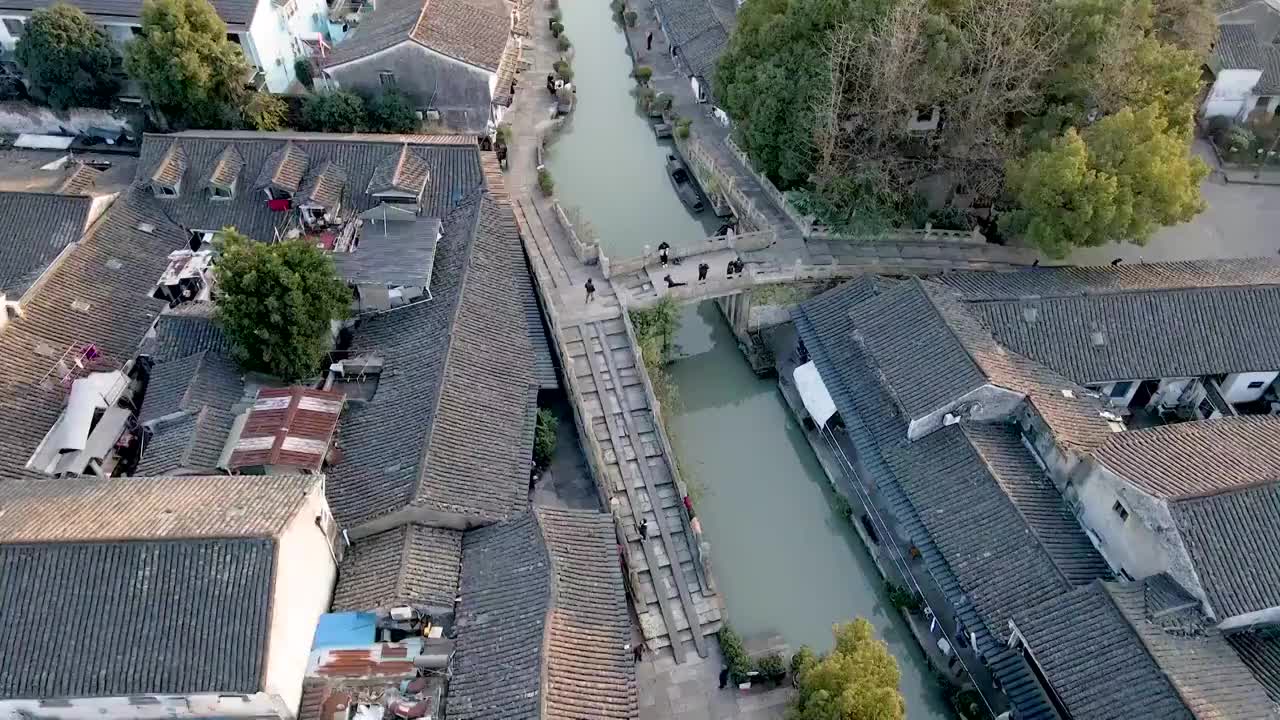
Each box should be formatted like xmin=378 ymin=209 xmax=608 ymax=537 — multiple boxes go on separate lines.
xmin=254 ymin=141 xmax=310 ymax=193
xmin=0 ymin=473 xmax=320 ymax=542
xmin=332 ymin=523 xmax=463 ymax=612
xmin=794 ymin=278 xmax=1110 ymax=661
xmin=965 ymin=285 xmax=1280 ymax=385
xmin=1014 ymin=581 xmax=1193 ymax=720
xmin=1092 ymin=416 xmax=1280 ymax=499
xmin=655 ymin=0 xmax=723 ymax=46
xmin=1261 ymin=44 xmax=1280 ymax=93
xmin=1230 ymin=630 xmax=1280 ymax=704
xmin=538 ymin=508 xmax=638 ymax=719
xmin=0 ymin=191 xmax=181 ymax=483
xmin=367 ymin=144 xmax=432 ymax=196
xmin=936 ymin=259 xmax=1280 ymax=300
xmin=136 ymin=132 xmax=482 ymax=243
xmin=332 ymin=215 xmax=441 ymax=288
xmin=0 ymin=191 xmax=93 ymax=297
xmin=0 ymin=0 xmax=259 ymax=26
xmin=449 ymin=514 xmax=550 ymax=720
xmin=1107 ymin=580 xmax=1276 ymax=718
xmin=324 ymin=0 xmax=511 ymax=71
xmin=56 ymin=162 xmax=101 ymax=196
xmin=208 ymin=145 xmax=245 ymax=189
xmin=142 ymin=303 xmax=232 ymax=362
xmin=1014 ymin=578 xmax=1277 ymax=720
xmin=134 ymin=406 xmax=237 ymax=475
xmin=1170 ymin=480 xmax=1280 ymax=620
xmin=449 ymin=509 xmax=636 ymax=720
xmin=678 ymin=23 xmax=729 ymax=82
xmin=139 ymin=349 xmax=244 ymax=426
xmin=296 ymin=161 xmax=348 ymax=209
xmin=150 ymin=141 xmax=187 ymax=187
xmin=326 ymin=188 xmax=536 ymax=528
xmin=228 ymin=387 xmax=344 ymax=471
xmin=0 ymin=538 xmax=274 ymax=699
xmin=1218 ymin=23 xmax=1264 ymax=69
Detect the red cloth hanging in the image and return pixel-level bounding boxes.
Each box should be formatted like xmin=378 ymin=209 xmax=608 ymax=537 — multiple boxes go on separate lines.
xmin=267 ymin=198 xmax=291 ymax=212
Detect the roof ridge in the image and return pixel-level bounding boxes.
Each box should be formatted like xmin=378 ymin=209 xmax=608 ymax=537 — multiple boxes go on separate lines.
xmin=1096 ymin=580 xmax=1207 ymax=715
xmin=965 ymin=281 xmax=1280 ymax=304
xmin=914 ymin=278 xmax=995 ymax=386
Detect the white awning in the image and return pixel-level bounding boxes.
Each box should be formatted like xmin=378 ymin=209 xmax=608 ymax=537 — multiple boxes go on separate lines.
xmin=793 ymin=361 xmax=837 ymax=428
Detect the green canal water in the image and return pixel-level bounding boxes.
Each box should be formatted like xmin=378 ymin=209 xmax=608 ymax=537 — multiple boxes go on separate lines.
xmin=546 ymin=0 xmax=950 ymax=716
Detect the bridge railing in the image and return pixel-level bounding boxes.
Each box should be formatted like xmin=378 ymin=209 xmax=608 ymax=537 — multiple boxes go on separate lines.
xmin=724 ymin=136 xmax=816 ymax=237
xmin=599 ymin=229 xmax=777 ymax=280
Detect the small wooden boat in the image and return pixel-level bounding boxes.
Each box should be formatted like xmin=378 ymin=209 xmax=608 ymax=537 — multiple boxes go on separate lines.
xmin=665 ymin=155 xmax=705 ymax=213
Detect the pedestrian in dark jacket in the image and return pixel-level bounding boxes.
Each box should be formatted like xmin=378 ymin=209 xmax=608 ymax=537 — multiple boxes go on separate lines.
xmin=658 ymin=241 xmax=671 ymax=267
xmin=726 ymin=259 xmax=736 ymax=278
xmin=585 ymin=278 xmax=595 ymax=303
xmin=698 ymin=262 xmax=709 ymax=282
xmin=646 ymin=31 xmax=654 ymax=51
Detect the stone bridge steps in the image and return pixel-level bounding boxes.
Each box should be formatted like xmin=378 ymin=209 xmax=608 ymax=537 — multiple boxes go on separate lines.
xmin=514 ymin=196 xmax=572 ymax=291
xmin=560 ymin=319 xmax=720 ymax=659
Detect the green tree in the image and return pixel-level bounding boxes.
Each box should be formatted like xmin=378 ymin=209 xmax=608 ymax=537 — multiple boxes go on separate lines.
xmin=213 ymin=230 xmax=351 ymax=380
xmin=788 ymin=619 xmax=906 ymax=720
xmin=366 ymin=90 xmax=418 ymax=133
xmin=1005 ymin=106 xmax=1207 ymax=257
xmin=301 ymin=90 xmax=367 ymax=132
xmin=15 ymin=4 xmax=120 ymax=109
xmin=243 ymin=91 xmax=287 ymax=131
xmin=125 ymin=0 xmax=251 ymax=128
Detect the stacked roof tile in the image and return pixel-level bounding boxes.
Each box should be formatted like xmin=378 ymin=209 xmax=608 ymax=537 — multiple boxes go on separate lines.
xmin=0 ymin=191 xmax=94 ymax=298
xmin=332 ymin=523 xmax=464 ymax=612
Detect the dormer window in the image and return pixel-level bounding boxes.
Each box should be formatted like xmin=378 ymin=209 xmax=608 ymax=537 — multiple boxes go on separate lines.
xmin=155 ymin=182 xmax=178 ymax=198
xmin=149 ymin=142 xmax=187 ymax=199
xmin=210 ymin=183 xmax=234 ymax=200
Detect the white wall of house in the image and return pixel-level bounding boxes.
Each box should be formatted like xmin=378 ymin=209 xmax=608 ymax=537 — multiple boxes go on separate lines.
xmin=1072 ymin=462 xmax=1210 ymax=610
xmin=260 ymin=486 xmax=338 ymax=714
xmin=1204 ymin=68 xmax=1265 ymax=118
xmin=248 ymin=0 xmax=302 ymax=92
xmin=1219 ymin=370 xmax=1279 ymax=404
xmin=1017 ymin=406 xmax=1085 ymax=493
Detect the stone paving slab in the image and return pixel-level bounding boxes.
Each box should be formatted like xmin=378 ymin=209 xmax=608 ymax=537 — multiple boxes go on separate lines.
xmin=638 ymin=643 xmax=794 ymax=720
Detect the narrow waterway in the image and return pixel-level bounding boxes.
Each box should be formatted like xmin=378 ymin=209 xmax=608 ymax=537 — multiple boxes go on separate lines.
xmin=544 ymin=0 xmax=718 ymax=257
xmin=667 ymin=303 xmax=951 ymax=719
xmin=546 ymin=0 xmax=949 ymax=716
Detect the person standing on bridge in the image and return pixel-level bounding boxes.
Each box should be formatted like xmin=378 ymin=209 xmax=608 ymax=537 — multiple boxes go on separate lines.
xmin=585 ymin=277 xmax=595 ymax=303
xmin=733 ymin=257 xmax=745 ymax=276
xmin=646 ymin=30 xmax=654 ymax=51
xmin=697 ymin=262 xmax=709 ymax=282
xmin=657 ymin=241 xmax=671 ymax=268
xmin=725 ymin=258 xmax=736 ymax=279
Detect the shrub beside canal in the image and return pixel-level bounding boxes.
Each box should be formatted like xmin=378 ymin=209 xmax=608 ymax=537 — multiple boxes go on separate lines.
xmin=538 ymin=167 xmax=555 ymax=196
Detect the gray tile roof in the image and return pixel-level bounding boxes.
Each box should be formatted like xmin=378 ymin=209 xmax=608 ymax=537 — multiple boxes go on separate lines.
xmin=1261 ymin=44 xmax=1280 ymax=93
xmin=1170 ymin=480 xmax=1280 ymax=620
xmin=0 ymin=0 xmax=258 ymax=26
xmin=0 ymin=474 xmax=321 ymax=542
xmin=1013 ymin=578 xmax=1277 ymax=720
xmin=331 ymin=523 xmax=463 ymax=612
xmin=1230 ymin=630 xmax=1280 ymax=705
xmin=367 ymin=144 xmax=431 ymax=196
xmin=1218 ymin=23 xmax=1264 ymax=69
xmin=676 ymin=23 xmax=728 ymax=82
xmin=142 ymin=303 xmax=233 ymax=362
xmin=1107 ymin=580 xmax=1277 ymax=718
xmin=449 ymin=513 xmax=550 ymax=720
xmin=136 ymin=132 xmax=483 ymax=243
xmin=537 ymin=508 xmax=638 ymax=719
xmin=254 ymin=141 xmax=310 ymax=193
xmin=936 ymin=259 xmax=1280 ymax=300
xmin=524 ymin=271 xmax=557 ymax=390
xmin=323 ymin=0 xmax=511 ymax=71
xmin=296 ymin=161 xmax=348 ymax=209
xmin=138 ymin=349 xmax=245 ymax=426
xmin=656 ymin=0 xmax=723 ymax=46
xmin=134 ymin=406 xmax=238 ymax=476
xmin=0 ymin=190 xmax=183 ymax=483
xmin=1092 ymin=416 xmax=1280 ymax=499
xmin=326 ymin=190 xmax=536 ymax=528
xmin=1014 ymin=581 xmax=1193 ymax=720
xmin=794 ymin=278 xmax=1110 ymax=660
xmin=0 ymin=538 xmax=273 ymax=699
xmin=332 ymin=216 xmax=441 ymax=288
xmin=0 ymin=191 xmax=93 ymax=298
xmin=449 ymin=509 xmax=637 ymax=720
xmin=965 ymin=284 xmax=1280 ymax=385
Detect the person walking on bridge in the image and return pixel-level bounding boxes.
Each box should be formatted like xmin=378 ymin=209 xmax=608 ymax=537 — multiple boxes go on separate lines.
xmin=725 ymin=258 xmax=736 ymax=278
xmin=646 ymin=30 xmax=654 ymax=51
xmin=585 ymin=278 xmax=595 ymax=303
xmin=658 ymin=241 xmax=671 ymax=268
xmin=698 ymin=262 xmax=709 ymax=282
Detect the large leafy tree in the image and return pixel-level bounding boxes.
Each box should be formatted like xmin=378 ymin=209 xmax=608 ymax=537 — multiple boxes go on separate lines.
xmin=788 ymin=619 xmax=906 ymax=720
xmin=15 ymin=4 xmax=120 ymax=110
xmin=125 ymin=0 xmax=250 ymax=129
xmin=366 ymin=90 xmax=418 ymax=133
xmin=1006 ymin=105 xmax=1208 ymax=257
xmin=213 ymin=230 xmax=352 ymax=380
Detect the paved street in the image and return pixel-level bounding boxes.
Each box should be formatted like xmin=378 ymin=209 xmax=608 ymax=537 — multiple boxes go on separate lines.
xmin=639 ymin=643 xmax=795 ymax=720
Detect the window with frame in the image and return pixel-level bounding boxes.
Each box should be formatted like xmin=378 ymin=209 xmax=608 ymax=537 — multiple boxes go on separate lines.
xmin=379 ymin=71 xmax=396 ymax=88
xmin=3 ymin=18 xmax=23 ymax=37
xmin=1109 ymin=381 xmax=1133 ymax=398
xmin=211 ymin=184 xmax=233 ymax=199
xmin=1112 ymin=500 xmax=1129 ymax=522
xmin=1248 ymin=380 xmax=1266 ymax=389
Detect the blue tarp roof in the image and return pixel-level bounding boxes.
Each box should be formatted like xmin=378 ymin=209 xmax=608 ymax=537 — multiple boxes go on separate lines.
xmin=312 ymin=611 xmax=376 ymax=650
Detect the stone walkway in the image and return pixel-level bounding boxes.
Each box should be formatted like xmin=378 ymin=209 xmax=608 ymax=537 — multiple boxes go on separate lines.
xmin=639 ymin=643 xmax=794 ymax=720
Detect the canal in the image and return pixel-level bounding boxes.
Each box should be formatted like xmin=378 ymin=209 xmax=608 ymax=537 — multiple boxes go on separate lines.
xmin=544 ymin=0 xmax=950 ymax=716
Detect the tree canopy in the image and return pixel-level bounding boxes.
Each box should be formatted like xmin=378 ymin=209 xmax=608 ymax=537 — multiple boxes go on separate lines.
xmin=15 ymin=4 xmax=120 ymax=110
xmin=300 ymin=90 xmax=368 ymax=132
xmin=366 ymin=90 xmax=419 ymax=133
xmin=125 ymin=0 xmax=251 ymax=129
xmin=213 ymin=230 xmax=351 ymax=380
xmin=716 ymin=0 xmax=1214 ymax=254
xmin=788 ymin=619 xmax=906 ymax=720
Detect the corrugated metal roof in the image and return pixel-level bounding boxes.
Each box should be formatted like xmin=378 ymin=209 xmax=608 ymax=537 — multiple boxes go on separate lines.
xmin=228 ymin=387 xmax=344 ymax=471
